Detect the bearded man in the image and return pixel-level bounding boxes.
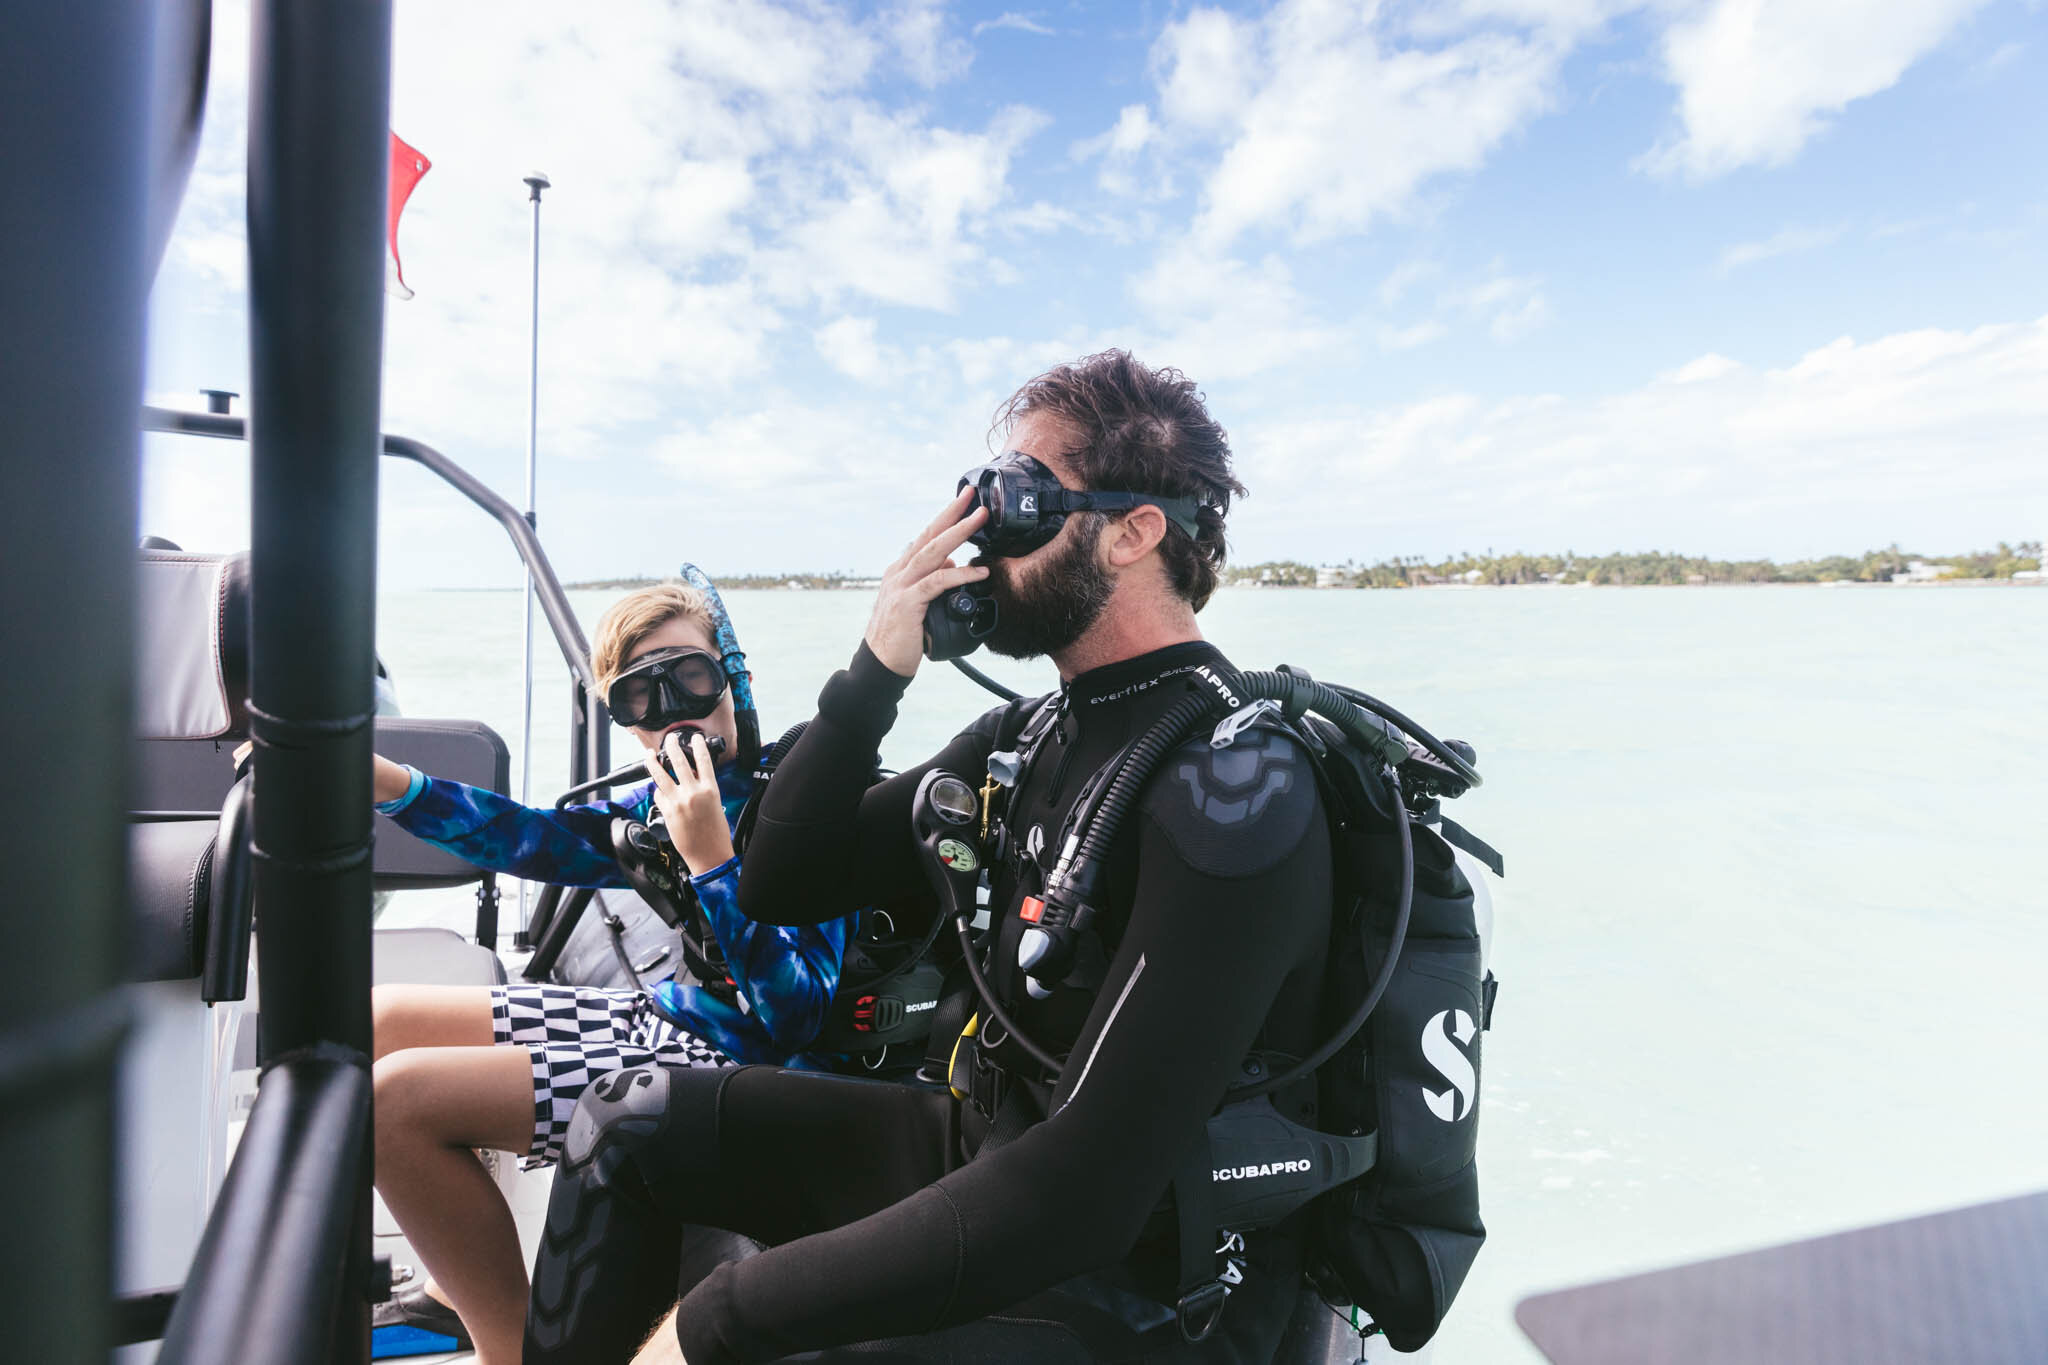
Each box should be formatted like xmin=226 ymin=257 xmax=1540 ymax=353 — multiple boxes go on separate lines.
xmin=525 ymin=350 xmax=1336 ymax=1365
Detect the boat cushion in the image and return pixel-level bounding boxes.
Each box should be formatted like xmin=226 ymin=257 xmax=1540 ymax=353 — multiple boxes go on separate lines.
xmin=372 ymin=928 xmax=506 ymax=988
xmin=135 ymin=550 xmax=248 ymax=741
xmin=372 ymin=718 xmax=511 ymax=889
xmin=129 ymin=817 xmax=215 ymax=983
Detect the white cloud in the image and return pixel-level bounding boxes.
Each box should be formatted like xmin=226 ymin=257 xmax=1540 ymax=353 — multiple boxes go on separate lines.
xmin=1659 ymin=353 xmax=1741 ymax=384
xmin=974 ymin=12 xmax=1057 ymax=38
xmin=884 ymin=0 xmax=974 ymax=86
xmin=1642 ymin=0 xmax=1992 ymax=180
xmin=1452 ymin=267 xmax=1551 ymax=341
xmin=1231 ymin=315 xmax=2048 ymax=560
xmin=1717 ymin=224 xmax=1844 ymax=274
xmin=1154 ymin=9 xmax=1261 ymax=137
xmin=1072 ymin=105 xmax=1161 ymax=195
xmin=814 ymin=315 xmax=888 ymax=382
xmin=1978 ymin=39 xmax=2025 ymax=74
xmin=768 ymin=104 xmax=1050 ymax=311
xmin=1379 ymin=260 xmax=1440 ymax=307
xmin=152 ymin=1 xmax=1050 ymax=485
xmin=1380 ymin=321 xmax=1450 ymax=351
xmin=1143 ymin=1 xmax=1576 ymax=249
xmin=1127 ymin=242 xmax=1352 ymax=380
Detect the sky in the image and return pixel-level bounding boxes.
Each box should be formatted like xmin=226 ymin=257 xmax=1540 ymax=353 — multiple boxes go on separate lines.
xmin=142 ymin=0 xmax=2048 ymax=588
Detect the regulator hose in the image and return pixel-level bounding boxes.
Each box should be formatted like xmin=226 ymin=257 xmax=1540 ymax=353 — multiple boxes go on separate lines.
xmin=1326 ymin=681 xmax=1482 ymax=791
xmin=955 ymin=918 xmax=1066 ymax=1077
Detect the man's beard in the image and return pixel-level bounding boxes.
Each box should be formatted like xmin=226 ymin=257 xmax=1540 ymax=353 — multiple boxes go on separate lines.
xmin=978 ymin=515 xmax=1114 ymax=660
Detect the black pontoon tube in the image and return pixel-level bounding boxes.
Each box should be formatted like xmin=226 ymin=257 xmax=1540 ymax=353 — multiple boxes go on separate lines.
xmin=236 ymin=2 xmax=393 ymax=1357
xmin=2 ymin=8 xmax=155 ymax=1351
xmin=157 ymin=1048 xmax=372 ymax=1365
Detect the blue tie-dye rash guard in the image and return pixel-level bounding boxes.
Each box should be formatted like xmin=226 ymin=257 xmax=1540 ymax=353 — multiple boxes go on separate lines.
xmin=377 ymin=759 xmax=852 ymax=1066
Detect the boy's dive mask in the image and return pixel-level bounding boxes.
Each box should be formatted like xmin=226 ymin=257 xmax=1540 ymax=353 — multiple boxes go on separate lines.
xmin=606 ymin=647 xmax=729 ymax=730
xmin=957 ymin=451 xmax=1205 ymax=558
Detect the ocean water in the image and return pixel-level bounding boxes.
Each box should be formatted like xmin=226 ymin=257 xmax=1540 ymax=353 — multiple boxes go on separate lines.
xmin=375 ymin=583 xmax=2048 ymax=1363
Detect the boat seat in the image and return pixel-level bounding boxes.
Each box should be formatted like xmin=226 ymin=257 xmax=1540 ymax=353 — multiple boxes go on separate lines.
xmin=129 ymin=818 xmax=223 ymax=986
xmin=131 ymin=547 xmax=511 ymax=893
xmin=373 ymin=927 xmax=506 ymax=988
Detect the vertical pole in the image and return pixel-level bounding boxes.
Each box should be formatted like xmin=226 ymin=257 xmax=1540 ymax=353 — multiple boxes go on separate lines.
xmin=516 ymin=171 xmax=550 ymax=948
xmin=0 ymin=7 xmax=151 ymax=1360
xmin=246 ymin=0 xmax=392 ymax=1359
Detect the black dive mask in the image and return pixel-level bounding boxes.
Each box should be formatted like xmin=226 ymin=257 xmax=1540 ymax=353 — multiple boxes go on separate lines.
xmin=606 ymin=647 xmax=728 ymax=729
xmin=957 ymin=452 xmax=1205 ymax=559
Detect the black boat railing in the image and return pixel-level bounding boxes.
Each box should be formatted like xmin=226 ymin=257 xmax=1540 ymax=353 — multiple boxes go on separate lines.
xmin=156 ymin=1047 xmax=373 ymax=1365
xmin=146 ymin=2 xmax=396 ymax=1359
xmin=142 ymin=405 xmax=615 ymax=800
xmin=22 ymin=0 xmax=606 ymax=1355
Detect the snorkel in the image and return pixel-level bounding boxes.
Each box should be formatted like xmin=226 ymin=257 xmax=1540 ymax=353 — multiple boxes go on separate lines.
xmin=678 ymin=561 xmax=761 ymax=772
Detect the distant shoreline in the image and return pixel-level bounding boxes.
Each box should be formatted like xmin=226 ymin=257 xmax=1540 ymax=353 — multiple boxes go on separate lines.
xmin=555 ymin=545 xmax=2042 ymax=593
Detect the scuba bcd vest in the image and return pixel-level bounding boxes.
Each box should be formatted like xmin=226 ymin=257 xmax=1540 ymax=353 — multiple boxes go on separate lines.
xmin=609 ymin=721 xmax=949 ymax=1064
xmin=937 ymin=663 xmax=1501 ymax=1353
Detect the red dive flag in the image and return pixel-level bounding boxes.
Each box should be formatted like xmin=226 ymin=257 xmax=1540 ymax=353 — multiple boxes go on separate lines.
xmin=387 ymin=132 xmax=431 ymax=299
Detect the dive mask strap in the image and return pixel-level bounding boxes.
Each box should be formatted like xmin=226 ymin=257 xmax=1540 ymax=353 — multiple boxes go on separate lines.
xmin=1043 ymin=487 xmax=1205 ymax=539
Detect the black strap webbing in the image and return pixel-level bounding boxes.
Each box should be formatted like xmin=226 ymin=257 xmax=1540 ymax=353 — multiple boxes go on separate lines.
xmin=1171 ymin=1143 xmax=1227 ymax=1343
xmin=1436 ymin=815 xmax=1504 ymax=879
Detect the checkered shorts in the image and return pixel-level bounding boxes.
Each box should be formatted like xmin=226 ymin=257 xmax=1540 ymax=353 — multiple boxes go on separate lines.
xmin=489 ymin=983 xmax=729 ymax=1167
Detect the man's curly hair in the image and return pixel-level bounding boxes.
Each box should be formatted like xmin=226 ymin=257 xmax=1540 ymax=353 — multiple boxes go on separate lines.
xmin=995 ymin=349 xmax=1247 ymax=611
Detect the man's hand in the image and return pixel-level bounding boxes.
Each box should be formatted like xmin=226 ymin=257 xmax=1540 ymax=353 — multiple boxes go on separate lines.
xmin=647 ymin=731 xmax=735 ymax=874
xmin=864 ymin=488 xmax=988 ymax=678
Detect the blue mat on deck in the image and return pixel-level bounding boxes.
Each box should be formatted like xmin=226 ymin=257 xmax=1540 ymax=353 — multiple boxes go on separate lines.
xmin=371 ymin=1323 xmax=462 ymax=1359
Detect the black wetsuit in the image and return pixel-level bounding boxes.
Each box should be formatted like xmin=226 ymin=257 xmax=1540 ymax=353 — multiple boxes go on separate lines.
xmin=525 ymin=640 xmax=1332 ymax=1364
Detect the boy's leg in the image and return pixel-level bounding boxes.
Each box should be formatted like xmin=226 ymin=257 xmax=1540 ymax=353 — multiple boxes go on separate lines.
xmin=370 ymin=982 xmax=495 ymax=1059
xmin=368 ymin=982 xmax=500 ymax=1328
xmin=373 ymin=1044 xmax=535 ymax=1365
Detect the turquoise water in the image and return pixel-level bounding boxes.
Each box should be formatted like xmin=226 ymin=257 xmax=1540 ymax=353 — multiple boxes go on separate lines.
xmin=376 ymin=583 xmax=2048 ymax=1362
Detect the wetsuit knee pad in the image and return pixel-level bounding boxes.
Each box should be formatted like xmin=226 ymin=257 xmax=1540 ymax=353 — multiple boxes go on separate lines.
xmin=530 ymin=1066 xmax=734 ymax=1360
xmin=557 ymin=1064 xmax=733 ymax=1178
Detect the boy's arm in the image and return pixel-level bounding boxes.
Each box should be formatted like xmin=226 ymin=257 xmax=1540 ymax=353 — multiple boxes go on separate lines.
xmin=377 ymin=767 xmax=644 ymax=887
xmin=690 ymin=858 xmax=852 ymax=1052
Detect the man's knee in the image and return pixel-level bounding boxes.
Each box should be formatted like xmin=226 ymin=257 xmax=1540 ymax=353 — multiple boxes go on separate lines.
xmin=559 ymin=1065 xmax=676 ymax=1172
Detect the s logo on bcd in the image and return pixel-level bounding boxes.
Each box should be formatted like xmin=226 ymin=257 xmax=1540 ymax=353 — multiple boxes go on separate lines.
xmin=1420 ymin=1008 xmax=1477 ymax=1122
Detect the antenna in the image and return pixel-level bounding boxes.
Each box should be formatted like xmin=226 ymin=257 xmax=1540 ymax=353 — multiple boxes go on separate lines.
xmin=516 ymin=170 xmax=550 ymax=947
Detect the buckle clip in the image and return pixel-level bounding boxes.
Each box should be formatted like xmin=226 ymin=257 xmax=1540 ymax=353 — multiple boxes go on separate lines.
xmin=1176 ymin=1281 xmax=1229 ymax=1343
xmin=968 ymin=1035 xmax=1006 ymax=1121
xmin=1209 ymin=699 xmax=1279 ymax=750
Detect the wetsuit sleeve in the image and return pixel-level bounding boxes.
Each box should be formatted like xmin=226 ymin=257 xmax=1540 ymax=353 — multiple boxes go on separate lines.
xmin=690 ymin=857 xmax=851 ymax=1053
xmin=675 ymin=730 xmax=1330 ymax=1364
xmin=382 ymin=774 xmax=639 ymax=887
xmin=738 ymin=642 xmax=1001 ymax=926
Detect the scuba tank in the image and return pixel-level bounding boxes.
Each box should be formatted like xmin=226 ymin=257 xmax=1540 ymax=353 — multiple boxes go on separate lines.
xmin=927 ymin=663 xmax=1501 ymax=1351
